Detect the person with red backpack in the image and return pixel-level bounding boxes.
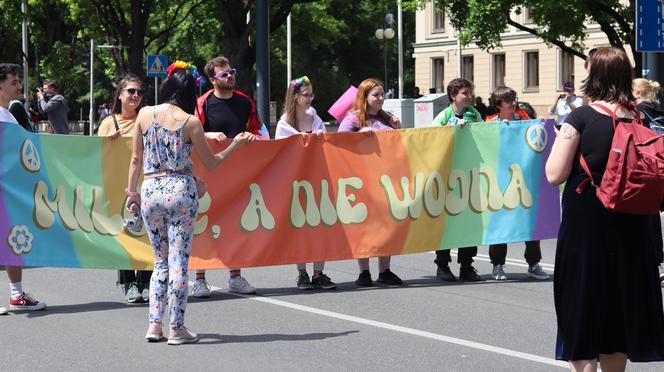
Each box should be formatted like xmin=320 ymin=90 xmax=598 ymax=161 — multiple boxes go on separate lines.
xmin=191 ymin=56 xmax=262 ymax=298
xmin=545 ymin=47 xmax=664 ymax=370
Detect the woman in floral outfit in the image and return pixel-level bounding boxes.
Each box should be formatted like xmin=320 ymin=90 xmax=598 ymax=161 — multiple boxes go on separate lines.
xmin=125 ymin=61 xmax=254 ymax=344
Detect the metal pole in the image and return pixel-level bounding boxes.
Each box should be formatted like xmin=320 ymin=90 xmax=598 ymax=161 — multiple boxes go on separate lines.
xmin=89 ymin=39 xmax=94 ymax=136
xmin=457 ymin=37 xmax=462 ymax=78
xmin=256 ymin=0 xmax=270 ymax=126
xmin=384 ymin=36 xmax=388 ymax=92
xmin=397 ymin=1 xmax=403 ymax=99
xmin=154 ymin=77 xmax=158 ymax=105
xmin=287 ymin=13 xmax=292 ymax=84
xmin=21 ymin=0 xmax=29 ymax=102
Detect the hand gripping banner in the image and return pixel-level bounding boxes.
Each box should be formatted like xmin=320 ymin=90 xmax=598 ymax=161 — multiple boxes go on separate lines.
xmin=0 ymin=119 xmax=560 ymax=270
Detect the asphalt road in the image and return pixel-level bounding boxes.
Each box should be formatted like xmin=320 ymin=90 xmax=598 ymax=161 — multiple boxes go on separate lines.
xmin=3 ymin=239 xmax=664 ymax=372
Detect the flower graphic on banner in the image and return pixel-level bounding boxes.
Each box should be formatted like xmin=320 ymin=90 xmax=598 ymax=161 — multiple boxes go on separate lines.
xmin=8 ymin=225 xmax=33 ymax=255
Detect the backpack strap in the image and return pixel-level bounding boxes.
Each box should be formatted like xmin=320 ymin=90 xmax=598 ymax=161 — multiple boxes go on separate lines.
xmin=590 ymin=102 xmax=618 ymax=128
xmin=111 ymin=114 xmax=120 ymax=131
xmin=576 ymin=153 xmax=596 ymax=194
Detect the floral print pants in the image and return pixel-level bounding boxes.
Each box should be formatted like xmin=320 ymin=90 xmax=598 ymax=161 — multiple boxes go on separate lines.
xmin=141 ymin=175 xmax=198 ymax=330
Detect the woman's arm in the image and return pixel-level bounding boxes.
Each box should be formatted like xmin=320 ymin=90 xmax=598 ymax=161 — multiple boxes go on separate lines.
xmin=545 ymin=123 xmax=580 ymax=185
xmin=337 ymin=112 xmax=359 ymax=132
xmin=188 ymin=117 xmax=254 ymax=170
xmin=125 ymin=112 xmax=146 ymax=210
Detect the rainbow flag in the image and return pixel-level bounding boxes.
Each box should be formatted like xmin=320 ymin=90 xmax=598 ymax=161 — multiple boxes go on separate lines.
xmin=0 ymin=119 xmax=559 ymax=269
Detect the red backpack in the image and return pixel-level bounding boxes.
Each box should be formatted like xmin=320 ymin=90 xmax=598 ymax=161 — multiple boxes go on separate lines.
xmin=576 ymin=102 xmax=664 ymax=214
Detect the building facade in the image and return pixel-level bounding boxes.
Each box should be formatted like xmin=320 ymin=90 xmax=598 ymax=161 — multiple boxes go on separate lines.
xmin=413 ymin=3 xmax=618 ymax=116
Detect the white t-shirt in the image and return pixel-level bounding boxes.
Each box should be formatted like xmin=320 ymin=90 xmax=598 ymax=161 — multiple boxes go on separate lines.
xmin=550 ymin=95 xmax=584 ymax=124
xmin=0 ymin=106 xmax=19 ymax=124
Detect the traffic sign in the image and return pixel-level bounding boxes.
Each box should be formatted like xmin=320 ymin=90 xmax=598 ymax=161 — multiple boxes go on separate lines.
xmin=147 ymin=55 xmax=168 ymax=77
xmin=636 ymin=0 xmax=664 ymax=52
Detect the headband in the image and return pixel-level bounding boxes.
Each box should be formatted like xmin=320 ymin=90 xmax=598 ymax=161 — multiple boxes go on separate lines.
xmin=167 ymin=60 xmax=203 ymax=86
xmin=291 ymin=76 xmax=310 ymax=92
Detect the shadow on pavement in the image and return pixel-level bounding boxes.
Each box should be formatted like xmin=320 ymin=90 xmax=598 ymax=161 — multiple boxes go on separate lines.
xmin=196 ymin=330 xmax=360 ymax=345
xmin=21 ymin=301 xmax=145 ymax=318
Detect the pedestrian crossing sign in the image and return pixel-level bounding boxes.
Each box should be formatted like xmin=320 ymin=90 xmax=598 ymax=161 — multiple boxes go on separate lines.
xmin=147 ymin=55 xmax=168 ymax=77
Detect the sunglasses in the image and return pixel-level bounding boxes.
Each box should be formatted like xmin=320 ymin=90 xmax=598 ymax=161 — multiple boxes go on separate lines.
xmin=124 ymin=88 xmax=145 ymax=96
xmin=212 ymin=68 xmax=237 ymax=79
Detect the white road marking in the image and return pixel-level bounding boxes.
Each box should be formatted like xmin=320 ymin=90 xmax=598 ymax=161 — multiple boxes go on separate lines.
xmin=194 ymin=282 xmax=567 ymax=369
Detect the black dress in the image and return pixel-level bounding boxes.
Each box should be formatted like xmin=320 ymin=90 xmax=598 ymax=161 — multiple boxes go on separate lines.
xmin=554 ymin=105 xmax=664 ymax=361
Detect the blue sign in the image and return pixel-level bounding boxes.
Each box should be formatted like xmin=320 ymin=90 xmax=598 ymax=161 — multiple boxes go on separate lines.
xmin=636 ymin=0 xmax=664 ymax=52
xmin=147 ymin=55 xmax=168 ymax=78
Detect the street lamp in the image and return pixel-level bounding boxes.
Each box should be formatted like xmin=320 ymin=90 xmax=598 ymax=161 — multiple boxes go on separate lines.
xmin=375 ymin=13 xmax=395 ymax=95
xmin=89 ymin=40 xmax=125 ymax=136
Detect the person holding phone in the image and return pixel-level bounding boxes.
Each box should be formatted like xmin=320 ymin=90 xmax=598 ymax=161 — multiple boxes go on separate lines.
xmin=338 ymin=78 xmax=403 ymax=287
xmin=548 ymin=81 xmax=583 ymax=125
xmin=275 ymin=76 xmax=336 ymax=290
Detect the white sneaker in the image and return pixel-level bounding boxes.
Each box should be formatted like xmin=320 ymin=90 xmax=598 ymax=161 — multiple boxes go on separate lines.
xmin=228 ymin=276 xmax=256 ymax=294
xmin=492 ymin=264 xmax=508 ymax=280
xmin=0 ymin=306 xmax=8 ymax=315
xmin=192 ymin=279 xmax=211 ymax=298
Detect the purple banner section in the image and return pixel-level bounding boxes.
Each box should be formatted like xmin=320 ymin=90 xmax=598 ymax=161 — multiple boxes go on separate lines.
xmin=533 ymin=119 xmax=561 ymax=240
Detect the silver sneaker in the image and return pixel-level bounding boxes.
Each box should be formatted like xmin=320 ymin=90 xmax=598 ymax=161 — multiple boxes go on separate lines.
xmin=528 ymin=264 xmax=550 ymax=280
xmin=192 ymin=279 xmax=211 ymax=298
xmin=492 ymin=264 xmax=508 ymax=280
xmin=228 ymin=276 xmax=256 ymax=294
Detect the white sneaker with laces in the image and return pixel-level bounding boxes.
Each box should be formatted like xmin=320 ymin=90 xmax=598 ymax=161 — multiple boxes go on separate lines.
xmin=192 ymin=279 xmax=211 ymax=298
xmin=228 ymin=276 xmax=256 ymax=294
xmin=528 ymin=263 xmax=550 ymax=280
xmin=492 ymin=264 xmax=508 ymax=280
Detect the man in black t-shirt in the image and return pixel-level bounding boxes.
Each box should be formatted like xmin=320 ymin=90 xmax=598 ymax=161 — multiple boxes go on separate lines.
xmin=192 ymin=56 xmax=262 ymax=297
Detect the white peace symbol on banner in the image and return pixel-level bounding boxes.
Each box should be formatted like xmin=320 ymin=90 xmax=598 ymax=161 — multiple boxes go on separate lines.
xmin=20 ymin=139 xmax=41 ymax=172
xmin=525 ymin=124 xmax=547 ymax=153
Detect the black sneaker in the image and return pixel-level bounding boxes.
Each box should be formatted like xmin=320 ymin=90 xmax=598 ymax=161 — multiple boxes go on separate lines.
xmin=296 ymin=272 xmax=314 ymax=290
xmin=312 ymin=273 xmax=336 ymax=289
xmin=355 ymin=270 xmax=373 ymax=287
xmin=376 ymin=269 xmax=403 ymax=285
xmin=459 ymin=265 xmax=483 ymax=282
xmin=436 ymin=265 xmax=457 ymax=282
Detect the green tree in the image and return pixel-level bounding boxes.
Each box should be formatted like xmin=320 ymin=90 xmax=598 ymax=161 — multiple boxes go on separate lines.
xmin=404 ymin=0 xmax=641 ymax=75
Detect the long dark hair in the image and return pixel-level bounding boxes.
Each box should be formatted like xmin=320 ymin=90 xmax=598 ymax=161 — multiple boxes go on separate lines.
xmin=112 ymin=74 xmax=144 ymax=114
xmin=159 ymin=68 xmax=197 ymax=114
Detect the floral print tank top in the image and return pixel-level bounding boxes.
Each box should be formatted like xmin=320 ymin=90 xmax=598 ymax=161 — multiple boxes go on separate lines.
xmin=142 ymin=112 xmax=193 ymax=175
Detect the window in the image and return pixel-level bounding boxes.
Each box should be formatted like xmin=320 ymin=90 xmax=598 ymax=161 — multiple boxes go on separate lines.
xmin=524 ymin=51 xmax=539 ymax=90
xmin=523 ymin=7 xmax=534 ymax=23
xmin=432 ymin=7 xmax=445 ymax=32
xmin=493 ymin=53 xmax=506 ymax=88
xmin=432 ymin=58 xmax=444 ymax=93
xmin=559 ymin=50 xmax=575 ymax=90
xmin=461 ymin=56 xmax=474 ymax=82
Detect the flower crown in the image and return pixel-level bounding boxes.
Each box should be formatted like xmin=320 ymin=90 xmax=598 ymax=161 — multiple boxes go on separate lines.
xmin=167 ymin=60 xmax=203 ymax=86
xmin=291 ymin=76 xmax=310 ymax=92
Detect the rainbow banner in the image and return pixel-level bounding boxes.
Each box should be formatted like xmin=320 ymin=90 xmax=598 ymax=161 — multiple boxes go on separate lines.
xmin=0 ymin=119 xmax=560 ymax=270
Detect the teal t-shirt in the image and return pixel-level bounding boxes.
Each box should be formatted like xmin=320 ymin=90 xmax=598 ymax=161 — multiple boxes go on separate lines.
xmin=432 ymin=105 xmax=482 ymax=126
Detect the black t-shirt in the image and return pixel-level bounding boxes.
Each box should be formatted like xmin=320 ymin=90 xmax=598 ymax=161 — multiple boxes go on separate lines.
xmin=566 ymin=105 xmax=633 ymax=183
xmin=203 ymin=93 xmax=252 ymax=138
xmin=8 ymin=101 xmax=35 ymax=132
